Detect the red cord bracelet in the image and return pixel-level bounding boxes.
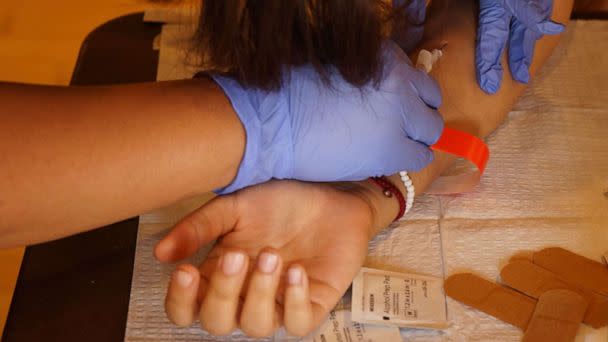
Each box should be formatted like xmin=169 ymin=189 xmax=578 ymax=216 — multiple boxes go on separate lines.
xmin=369 ymin=176 xmax=406 ymax=222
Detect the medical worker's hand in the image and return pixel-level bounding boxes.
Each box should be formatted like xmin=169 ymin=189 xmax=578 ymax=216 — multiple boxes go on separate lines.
xmin=154 ymin=180 xmax=378 ymax=337
xmin=476 ymin=0 xmax=564 ymax=94
xmin=391 ymin=0 xmax=427 ymax=53
xmin=212 ymin=41 xmax=443 ymax=194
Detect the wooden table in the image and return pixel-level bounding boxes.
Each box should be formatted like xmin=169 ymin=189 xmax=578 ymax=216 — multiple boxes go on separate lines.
xmin=573 ymin=0 xmax=608 ymax=18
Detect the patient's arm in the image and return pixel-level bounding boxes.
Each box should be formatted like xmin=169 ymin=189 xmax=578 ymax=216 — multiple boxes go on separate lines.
xmin=365 ymin=0 xmax=574 ymax=231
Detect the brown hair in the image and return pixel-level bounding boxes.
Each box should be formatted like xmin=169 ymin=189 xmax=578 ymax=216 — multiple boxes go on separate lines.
xmin=194 ymin=0 xmax=411 ymax=90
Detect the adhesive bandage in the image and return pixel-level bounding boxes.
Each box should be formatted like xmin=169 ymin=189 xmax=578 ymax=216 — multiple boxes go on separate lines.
xmin=532 ymin=247 xmax=608 ymax=297
xmin=500 ymin=260 xmax=608 ymax=328
xmin=444 ymin=247 xmax=608 ymax=342
xmin=521 ymin=289 xmax=587 ymax=342
xmin=443 ymin=273 xmax=536 ymax=330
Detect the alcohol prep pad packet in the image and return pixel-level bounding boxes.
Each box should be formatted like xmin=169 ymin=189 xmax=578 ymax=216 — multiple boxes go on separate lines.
xmin=298 ymin=309 xmax=402 ymax=342
xmin=351 ymin=267 xmax=448 ymax=329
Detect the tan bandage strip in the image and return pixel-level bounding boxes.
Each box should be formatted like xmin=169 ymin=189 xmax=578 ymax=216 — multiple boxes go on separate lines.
xmin=521 ymin=289 xmax=587 ymax=342
xmin=444 ymin=273 xmax=536 ymax=330
xmin=500 ymin=260 xmax=608 ymax=328
xmin=508 ymin=251 xmax=534 ymax=263
xmin=533 ymin=247 xmax=608 ymax=296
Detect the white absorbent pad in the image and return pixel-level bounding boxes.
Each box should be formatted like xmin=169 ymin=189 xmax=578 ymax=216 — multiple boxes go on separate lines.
xmin=125 ymin=20 xmax=608 ymax=341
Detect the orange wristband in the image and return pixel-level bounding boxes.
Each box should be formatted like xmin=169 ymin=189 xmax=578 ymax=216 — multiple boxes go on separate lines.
xmin=432 ymin=127 xmax=489 ymax=174
xmin=427 ymin=127 xmax=490 ymax=194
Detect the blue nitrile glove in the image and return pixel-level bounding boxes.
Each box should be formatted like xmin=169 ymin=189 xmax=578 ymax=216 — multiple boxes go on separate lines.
xmin=476 ymin=0 xmax=564 ymax=94
xmin=392 ymin=0 xmax=427 ymax=53
xmin=212 ymin=41 xmax=444 ymax=194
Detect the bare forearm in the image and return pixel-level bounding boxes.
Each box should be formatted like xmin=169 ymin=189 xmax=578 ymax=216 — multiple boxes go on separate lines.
xmin=364 ymin=0 xmax=573 ymax=234
xmin=0 ymin=78 xmax=244 ymax=246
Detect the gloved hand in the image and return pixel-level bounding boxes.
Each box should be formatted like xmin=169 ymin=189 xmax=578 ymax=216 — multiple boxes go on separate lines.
xmin=212 ymin=41 xmax=444 ymax=194
xmin=391 ymin=0 xmax=427 ymax=53
xmin=476 ymin=0 xmax=564 ymax=94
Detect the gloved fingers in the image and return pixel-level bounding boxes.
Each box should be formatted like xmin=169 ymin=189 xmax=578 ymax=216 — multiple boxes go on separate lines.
xmin=507 ymin=19 xmax=538 ymax=84
xmin=400 ymin=0 xmax=427 ymax=24
xmin=537 ymin=20 xmax=565 ymax=35
xmin=410 ymin=68 xmax=442 ymax=109
xmin=391 ymin=0 xmax=427 ymax=52
xmin=507 ymin=0 xmax=565 ymax=35
xmin=402 ymin=98 xmax=444 ymax=146
xmin=390 ymin=137 xmax=435 ymax=172
xmin=476 ymin=0 xmax=511 ymax=94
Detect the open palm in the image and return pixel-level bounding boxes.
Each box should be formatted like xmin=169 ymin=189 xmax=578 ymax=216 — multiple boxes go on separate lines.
xmin=154 ymin=180 xmax=377 ymax=337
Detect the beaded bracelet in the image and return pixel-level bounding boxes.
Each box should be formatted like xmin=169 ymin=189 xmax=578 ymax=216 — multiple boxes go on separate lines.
xmin=399 ymin=171 xmax=415 ymax=215
xmin=369 ymin=176 xmax=406 ymax=222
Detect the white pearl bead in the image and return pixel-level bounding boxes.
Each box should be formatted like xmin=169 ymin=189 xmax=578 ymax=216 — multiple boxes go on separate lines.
xmin=398 ymin=170 xmax=415 ymax=218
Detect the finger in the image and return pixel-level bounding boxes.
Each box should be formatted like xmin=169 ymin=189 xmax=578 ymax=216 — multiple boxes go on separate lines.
xmin=165 ymin=264 xmax=201 ymax=327
xmin=196 ymin=257 xmax=213 ymax=301
xmin=537 ymin=20 xmax=565 ymax=35
xmin=302 ymin=279 xmax=352 ymax=332
xmin=402 ymin=98 xmax=444 ymax=146
xmin=409 ymin=68 xmax=442 ymax=109
xmin=240 ymin=250 xmax=283 ymax=338
xmin=374 ymin=123 xmax=439 ymax=174
xmin=507 ymin=19 xmax=537 ymax=84
xmin=507 ymin=0 xmax=564 ymax=35
xmin=198 ymin=255 xmax=254 ymax=300
xmin=199 ymin=250 xmax=249 ymax=335
xmin=283 ymin=265 xmax=313 ymax=337
xmin=391 ymin=0 xmax=426 ymax=52
xmin=196 ymin=274 xmax=209 ymax=305
xmin=154 ymin=195 xmax=238 ymax=262
xmin=389 ymin=137 xmax=435 ymax=172
xmin=476 ymin=0 xmax=511 ymax=94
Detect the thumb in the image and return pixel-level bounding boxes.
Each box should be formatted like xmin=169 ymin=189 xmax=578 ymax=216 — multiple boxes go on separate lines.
xmin=154 ymin=195 xmax=238 ymax=263
xmin=537 ymin=20 xmax=564 ymax=35
xmin=390 ymin=137 xmax=435 ymax=173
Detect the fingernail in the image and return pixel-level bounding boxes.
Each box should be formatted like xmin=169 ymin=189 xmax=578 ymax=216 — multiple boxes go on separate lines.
xmin=221 ymin=252 xmax=245 ymax=276
xmin=258 ymin=252 xmax=278 ymax=274
xmin=288 ymin=267 xmax=303 ymax=285
xmin=174 ymin=270 xmax=193 ymax=287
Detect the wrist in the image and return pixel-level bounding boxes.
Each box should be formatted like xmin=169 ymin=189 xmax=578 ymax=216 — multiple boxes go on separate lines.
xmin=331 ymin=180 xmax=397 ymax=239
xmin=395 ymin=150 xmax=455 ymax=194
xmin=354 ymin=179 xmax=401 ymax=239
xmin=210 ymin=74 xmax=292 ymax=194
xmin=353 ymin=150 xmax=458 ymax=238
